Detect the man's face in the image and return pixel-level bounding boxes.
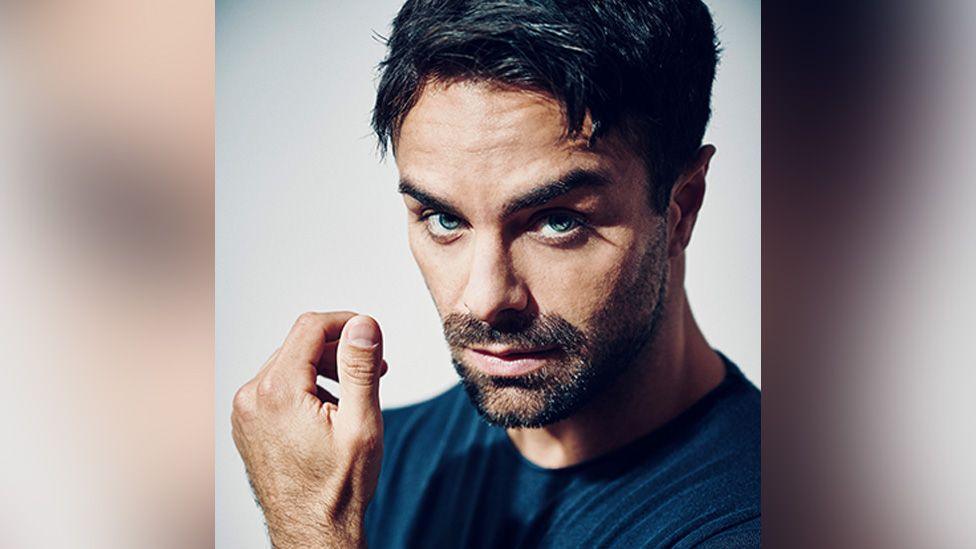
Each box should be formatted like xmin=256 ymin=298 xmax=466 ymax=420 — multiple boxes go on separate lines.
xmin=395 ymin=81 xmax=671 ymax=428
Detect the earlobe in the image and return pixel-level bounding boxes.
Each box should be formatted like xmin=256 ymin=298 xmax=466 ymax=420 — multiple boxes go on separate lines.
xmin=667 ymin=145 xmax=716 ymax=257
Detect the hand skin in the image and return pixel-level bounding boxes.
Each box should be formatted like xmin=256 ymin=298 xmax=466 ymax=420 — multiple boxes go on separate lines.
xmin=231 ymin=312 xmax=388 ymax=548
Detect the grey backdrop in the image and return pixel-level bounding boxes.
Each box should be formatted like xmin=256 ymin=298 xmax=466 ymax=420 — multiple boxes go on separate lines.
xmin=216 ymin=1 xmax=760 ymax=546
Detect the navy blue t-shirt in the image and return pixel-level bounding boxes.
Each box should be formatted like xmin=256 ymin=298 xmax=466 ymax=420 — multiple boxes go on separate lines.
xmin=364 ymin=354 xmax=760 ymax=548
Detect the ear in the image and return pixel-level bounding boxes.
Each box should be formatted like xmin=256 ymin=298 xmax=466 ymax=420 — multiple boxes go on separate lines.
xmin=667 ymin=145 xmax=716 ymax=258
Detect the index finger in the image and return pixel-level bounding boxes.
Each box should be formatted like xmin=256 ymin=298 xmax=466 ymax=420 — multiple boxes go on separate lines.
xmin=262 ymin=311 xmax=357 ymax=395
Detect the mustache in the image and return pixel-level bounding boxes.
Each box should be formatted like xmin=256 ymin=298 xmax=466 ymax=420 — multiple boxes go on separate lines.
xmin=442 ymin=312 xmax=587 ymax=351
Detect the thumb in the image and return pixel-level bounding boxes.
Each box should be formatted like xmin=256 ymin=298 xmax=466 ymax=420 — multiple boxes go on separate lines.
xmin=335 ymin=315 xmax=383 ymax=426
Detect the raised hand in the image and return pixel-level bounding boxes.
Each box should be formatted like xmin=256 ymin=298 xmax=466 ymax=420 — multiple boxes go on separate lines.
xmin=231 ymin=312 xmax=387 ymax=548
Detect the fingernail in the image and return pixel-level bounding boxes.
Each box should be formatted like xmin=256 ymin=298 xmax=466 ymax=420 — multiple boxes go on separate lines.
xmin=346 ymin=315 xmax=380 ymax=349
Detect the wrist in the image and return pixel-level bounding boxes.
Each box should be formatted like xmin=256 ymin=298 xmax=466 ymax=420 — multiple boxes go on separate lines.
xmin=268 ymin=526 xmax=363 ymax=549
xmin=266 ymin=509 xmax=365 ymax=549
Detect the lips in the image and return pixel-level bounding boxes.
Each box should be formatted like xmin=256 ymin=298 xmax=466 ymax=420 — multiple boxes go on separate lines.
xmin=464 ymin=346 xmax=559 ymax=377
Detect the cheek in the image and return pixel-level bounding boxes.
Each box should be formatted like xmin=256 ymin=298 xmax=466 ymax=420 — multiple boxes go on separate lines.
xmin=407 ymin=229 xmax=468 ymax=312
xmin=515 ymin=239 xmax=633 ymax=326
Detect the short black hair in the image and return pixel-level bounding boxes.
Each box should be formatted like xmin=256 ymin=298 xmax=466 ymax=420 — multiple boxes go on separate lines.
xmin=372 ymin=0 xmax=719 ymax=213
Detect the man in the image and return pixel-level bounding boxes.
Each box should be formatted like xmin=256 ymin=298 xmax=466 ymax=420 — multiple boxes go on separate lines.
xmin=231 ymin=0 xmax=759 ymax=547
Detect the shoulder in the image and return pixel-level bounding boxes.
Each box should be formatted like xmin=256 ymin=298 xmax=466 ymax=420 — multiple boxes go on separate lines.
xmin=664 ymin=354 xmax=760 ymax=546
xmin=693 ymin=516 xmax=761 ymax=548
xmin=537 ymin=357 xmax=760 ymax=547
xmin=679 ymin=352 xmax=759 ymax=460
xmin=370 ymin=383 xmax=497 ymax=519
xmin=693 ymin=354 xmax=760 ymax=460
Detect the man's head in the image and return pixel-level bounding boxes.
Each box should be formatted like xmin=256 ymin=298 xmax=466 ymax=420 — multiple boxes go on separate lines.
xmin=372 ymin=0 xmax=719 ymax=427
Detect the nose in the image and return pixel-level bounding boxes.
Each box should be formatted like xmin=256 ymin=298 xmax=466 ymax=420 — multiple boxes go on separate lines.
xmin=461 ymin=233 xmax=529 ymax=324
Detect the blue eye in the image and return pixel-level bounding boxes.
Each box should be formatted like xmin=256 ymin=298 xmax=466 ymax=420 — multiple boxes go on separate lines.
xmin=540 ymin=213 xmax=579 ymax=236
xmin=425 ymin=213 xmax=463 ymax=237
xmin=438 ymin=214 xmax=461 ymax=230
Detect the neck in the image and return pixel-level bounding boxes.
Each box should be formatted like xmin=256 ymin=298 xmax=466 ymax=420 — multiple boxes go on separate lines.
xmin=506 ymin=275 xmax=726 ymax=469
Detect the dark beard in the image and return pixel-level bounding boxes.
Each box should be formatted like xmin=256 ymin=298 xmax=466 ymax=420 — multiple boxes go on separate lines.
xmin=442 ymin=230 xmax=669 ymax=428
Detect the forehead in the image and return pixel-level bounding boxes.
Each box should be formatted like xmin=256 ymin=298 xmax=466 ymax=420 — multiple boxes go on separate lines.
xmin=394 ymin=81 xmax=636 ymax=205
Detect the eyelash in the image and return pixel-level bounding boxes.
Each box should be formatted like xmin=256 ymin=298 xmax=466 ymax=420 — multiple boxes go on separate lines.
xmin=417 ymin=210 xmax=590 ymax=245
xmin=419 ymin=211 xmax=466 ymax=243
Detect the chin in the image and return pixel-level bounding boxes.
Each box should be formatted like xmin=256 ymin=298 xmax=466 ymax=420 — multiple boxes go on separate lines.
xmin=454 ymin=359 xmax=585 ymax=428
xmin=473 ymin=387 xmax=554 ymax=428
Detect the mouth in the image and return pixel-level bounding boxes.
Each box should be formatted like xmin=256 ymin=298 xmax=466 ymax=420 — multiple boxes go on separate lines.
xmin=464 ymin=345 xmax=560 ymax=377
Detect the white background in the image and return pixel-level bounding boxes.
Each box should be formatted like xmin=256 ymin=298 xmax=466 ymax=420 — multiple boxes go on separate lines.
xmin=216 ymin=1 xmax=759 ymax=546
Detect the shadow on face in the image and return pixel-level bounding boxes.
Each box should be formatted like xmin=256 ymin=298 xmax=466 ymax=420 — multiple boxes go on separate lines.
xmin=395 ymin=80 xmax=662 ymax=330
xmin=393 ymin=80 xmax=672 ymax=425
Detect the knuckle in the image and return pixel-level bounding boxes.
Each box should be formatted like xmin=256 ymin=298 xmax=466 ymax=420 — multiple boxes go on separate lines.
xmin=232 ymin=384 xmax=257 ymax=418
xmin=256 ymin=375 xmax=288 ymax=407
xmin=255 ymin=375 xmax=294 ymax=410
xmin=341 ymin=357 xmax=378 ymax=385
xmin=320 ymin=401 xmax=338 ymax=420
xmin=294 ymin=311 xmax=321 ymax=330
xmin=256 ymin=375 xmax=276 ymax=398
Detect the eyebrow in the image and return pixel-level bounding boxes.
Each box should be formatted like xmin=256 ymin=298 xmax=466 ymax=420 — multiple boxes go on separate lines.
xmin=397 ymin=180 xmax=463 ymax=218
xmin=398 ymin=168 xmax=614 ymax=219
xmin=500 ymin=169 xmax=613 ymax=217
